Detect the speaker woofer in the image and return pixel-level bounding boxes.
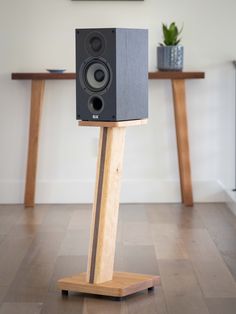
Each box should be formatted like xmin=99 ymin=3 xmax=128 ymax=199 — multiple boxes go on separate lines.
xmin=83 ymin=60 xmax=110 ymax=92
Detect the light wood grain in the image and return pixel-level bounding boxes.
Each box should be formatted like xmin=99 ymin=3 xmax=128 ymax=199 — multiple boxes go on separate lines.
xmin=58 ymin=272 xmax=160 ymax=297
xmin=172 ymin=79 xmax=193 ymax=206
xmin=24 ymin=80 xmax=45 ymax=208
xmin=87 ymin=127 xmax=126 ymax=284
xmin=79 ymin=119 xmax=148 ymax=128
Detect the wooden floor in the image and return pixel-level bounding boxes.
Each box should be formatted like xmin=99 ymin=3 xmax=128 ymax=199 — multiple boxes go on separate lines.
xmin=0 ymin=203 xmax=236 ymax=313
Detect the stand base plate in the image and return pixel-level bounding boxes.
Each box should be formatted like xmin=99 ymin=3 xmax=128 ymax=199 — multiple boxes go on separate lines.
xmin=58 ymin=272 xmax=160 ymax=298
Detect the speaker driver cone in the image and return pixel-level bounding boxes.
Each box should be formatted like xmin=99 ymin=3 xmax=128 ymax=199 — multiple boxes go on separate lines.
xmin=84 ymin=60 xmax=110 ymax=92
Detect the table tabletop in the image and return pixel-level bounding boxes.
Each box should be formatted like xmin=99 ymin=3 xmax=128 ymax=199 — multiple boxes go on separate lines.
xmin=11 ymin=71 xmax=205 ymax=80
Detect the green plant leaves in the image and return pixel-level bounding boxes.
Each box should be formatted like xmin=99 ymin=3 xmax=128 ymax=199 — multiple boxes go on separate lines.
xmin=161 ymin=22 xmax=183 ymax=46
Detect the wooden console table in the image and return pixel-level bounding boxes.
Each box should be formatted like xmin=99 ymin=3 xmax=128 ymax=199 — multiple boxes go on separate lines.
xmin=12 ymin=71 xmax=205 ymax=207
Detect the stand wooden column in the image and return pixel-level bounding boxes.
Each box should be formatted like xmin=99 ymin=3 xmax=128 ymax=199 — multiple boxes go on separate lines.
xmin=58 ymin=119 xmax=160 ymax=299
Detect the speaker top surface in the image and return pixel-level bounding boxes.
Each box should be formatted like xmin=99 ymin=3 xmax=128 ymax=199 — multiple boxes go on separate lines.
xmin=75 ymin=28 xmax=148 ymax=31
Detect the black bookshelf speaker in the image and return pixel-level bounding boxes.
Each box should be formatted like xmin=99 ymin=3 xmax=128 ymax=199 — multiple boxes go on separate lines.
xmin=76 ymin=28 xmax=148 ymax=121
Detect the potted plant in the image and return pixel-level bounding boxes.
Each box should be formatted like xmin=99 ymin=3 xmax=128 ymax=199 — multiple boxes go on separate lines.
xmin=157 ymin=22 xmax=183 ymax=71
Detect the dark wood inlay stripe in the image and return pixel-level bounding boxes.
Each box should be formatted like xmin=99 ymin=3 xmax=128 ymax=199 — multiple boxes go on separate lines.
xmin=89 ymin=127 xmax=108 ymax=283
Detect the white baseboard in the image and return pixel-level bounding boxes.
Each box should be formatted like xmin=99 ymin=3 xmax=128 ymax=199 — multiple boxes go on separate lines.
xmin=0 ymin=179 xmax=225 ymax=204
xmin=221 ymin=183 xmax=236 ymax=216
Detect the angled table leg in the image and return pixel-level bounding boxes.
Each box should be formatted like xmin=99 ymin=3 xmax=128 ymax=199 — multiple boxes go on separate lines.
xmin=172 ymin=79 xmax=193 ymax=207
xmin=58 ymin=120 xmax=160 ymax=298
xmin=24 ymin=80 xmax=45 ymax=208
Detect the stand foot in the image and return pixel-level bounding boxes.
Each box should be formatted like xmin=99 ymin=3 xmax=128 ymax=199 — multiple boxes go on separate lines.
xmin=58 ymin=272 xmax=160 ymax=298
xmin=113 ymin=296 xmax=125 ymax=301
xmin=61 ymin=290 xmax=68 ymax=296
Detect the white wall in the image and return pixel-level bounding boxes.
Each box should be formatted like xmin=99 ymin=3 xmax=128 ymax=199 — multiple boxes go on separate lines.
xmin=0 ymin=0 xmax=236 ymax=203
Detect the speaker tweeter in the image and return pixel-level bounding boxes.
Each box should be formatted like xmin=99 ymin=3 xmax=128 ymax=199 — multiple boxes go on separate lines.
xmin=85 ymin=32 xmax=106 ymax=56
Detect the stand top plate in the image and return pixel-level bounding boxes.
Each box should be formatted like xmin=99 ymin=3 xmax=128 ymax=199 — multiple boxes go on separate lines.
xmin=79 ymin=119 xmax=148 ymax=127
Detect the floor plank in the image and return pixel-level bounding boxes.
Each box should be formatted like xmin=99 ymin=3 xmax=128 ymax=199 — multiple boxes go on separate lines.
xmin=126 ymin=286 xmax=168 ymax=314
xmin=179 ymin=229 xmax=236 ymax=297
xmin=0 ymin=234 xmax=33 ymax=286
xmin=0 ymin=286 xmax=8 ymax=303
xmin=0 ymin=302 xmax=43 ymax=314
xmin=151 ymin=224 xmax=189 ymax=260
xmin=82 ymin=296 xmax=127 ymax=314
xmin=158 ymin=259 xmax=210 ymax=314
xmin=68 ymin=206 xmax=92 ymax=231
xmin=119 ymin=204 xmax=149 ymax=223
xmin=16 ymin=205 xmax=48 ymax=225
xmin=0 ymin=203 xmax=235 ymax=313
xmin=37 ymin=205 xmax=74 ymax=233
xmin=3 ymin=262 xmax=55 ymax=302
xmin=48 ymin=255 xmax=87 ymax=293
xmin=41 ymin=293 xmax=84 ymax=314
xmin=117 ymin=245 xmax=159 ymax=275
xmin=122 ymin=222 xmax=153 ymax=246
xmin=21 ymin=231 xmax=65 ymax=265
xmin=146 ymin=204 xmax=204 ymax=228
xmin=196 ymin=203 xmax=236 ymax=253
xmin=196 ymin=203 xmax=236 ymax=280
xmin=205 ymin=297 xmax=236 ymax=314
xmin=222 ymin=253 xmax=236 ymax=281
xmin=58 ymin=230 xmax=90 ymax=256
xmin=0 ymin=205 xmax=25 ymax=235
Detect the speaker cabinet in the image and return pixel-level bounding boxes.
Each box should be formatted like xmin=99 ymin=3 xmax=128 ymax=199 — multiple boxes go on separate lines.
xmin=76 ymin=28 xmax=148 ymax=121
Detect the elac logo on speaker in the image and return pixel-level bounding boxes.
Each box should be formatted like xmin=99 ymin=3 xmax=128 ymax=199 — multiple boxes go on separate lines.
xmin=93 ymin=115 xmax=99 ymax=119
